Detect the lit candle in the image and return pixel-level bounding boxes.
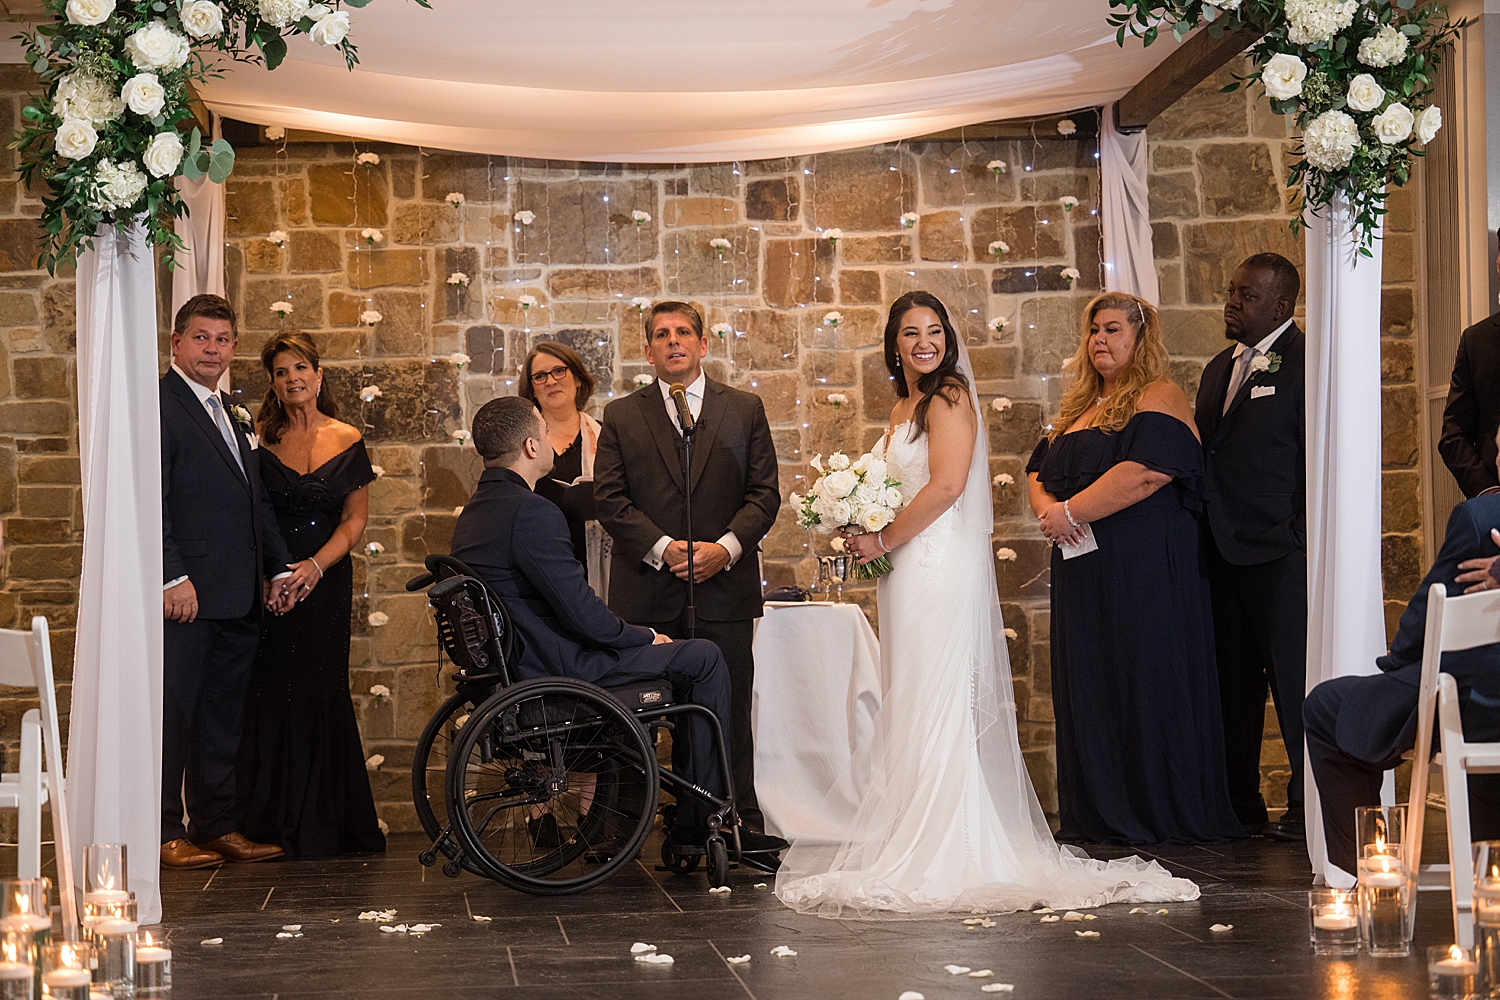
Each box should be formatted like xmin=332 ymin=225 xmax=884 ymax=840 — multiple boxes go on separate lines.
xmin=1313 ymin=912 xmax=1358 ymax=930
xmin=1431 ymin=952 xmax=1479 ymax=976
xmin=1428 ymin=944 xmax=1479 ymax=999
xmin=135 ymin=932 xmax=170 ymax=996
xmin=134 ymin=946 xmax=169 ymax=966
xmin=80 ymin=891 xmax=128 ymax=906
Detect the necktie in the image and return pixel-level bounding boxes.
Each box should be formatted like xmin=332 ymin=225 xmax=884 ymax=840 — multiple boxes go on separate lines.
xmin=207 ymin=395 xmax=246 ymax=474
xmin=1223 ymin=350 xmax=1254 ymax=415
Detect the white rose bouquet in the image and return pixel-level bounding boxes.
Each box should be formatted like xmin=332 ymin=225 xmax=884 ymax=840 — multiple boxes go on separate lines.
xmin=791 ymin=451 xmax=905 ymax=579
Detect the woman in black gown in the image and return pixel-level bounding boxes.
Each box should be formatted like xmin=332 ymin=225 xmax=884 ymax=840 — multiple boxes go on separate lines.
xmin=236 ymin=331 xmax=385 ymax=856
xmin=1026 ymin=292 xmax=1242 ymax=846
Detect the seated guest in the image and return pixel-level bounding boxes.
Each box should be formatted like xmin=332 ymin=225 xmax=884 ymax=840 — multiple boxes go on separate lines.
xmin=447 ymin=396 xmax=786 ymax=854
xmin=1305 ymin=435 xmax=1500 ymax=877
xmin=518 ymin=341 xmax=610 ymax=595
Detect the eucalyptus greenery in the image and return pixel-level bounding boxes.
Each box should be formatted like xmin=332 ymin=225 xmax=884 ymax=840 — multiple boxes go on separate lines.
xmin=1108 ymin=0 xmax=1462 ymax=253
xmin=12 ymin=0 xmax=429 ymax=274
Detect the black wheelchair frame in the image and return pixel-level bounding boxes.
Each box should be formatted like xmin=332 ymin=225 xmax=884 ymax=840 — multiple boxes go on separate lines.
xmin=406 ymin=554 xmax=754 ymax=893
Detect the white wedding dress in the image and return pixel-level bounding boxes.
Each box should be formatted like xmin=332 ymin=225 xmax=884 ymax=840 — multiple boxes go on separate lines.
xmin=775 ymin=369 xmax=1202 ymax=918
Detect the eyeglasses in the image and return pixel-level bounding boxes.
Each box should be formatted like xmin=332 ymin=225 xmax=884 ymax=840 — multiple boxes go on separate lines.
xmin=529 ymin=365 xmax=572 ymax=386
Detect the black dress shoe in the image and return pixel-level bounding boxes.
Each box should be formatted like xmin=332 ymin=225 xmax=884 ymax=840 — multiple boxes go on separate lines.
xmin=528 ymin=814 xmax=562 ymax=851
xmin=1264 ymin=808 xmax=1305 ymax=842
xmin=1241 ymin=820 xmax=1269 ymax=837
xmin=738 ymin=829 xmax=789 ymax=854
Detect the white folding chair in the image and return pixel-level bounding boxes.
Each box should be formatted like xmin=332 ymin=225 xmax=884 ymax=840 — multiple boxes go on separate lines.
xmin=0 ymin=617 xmax=77 ymax=937
xmin=1403 ymin=584 xmax=1500 ymax=948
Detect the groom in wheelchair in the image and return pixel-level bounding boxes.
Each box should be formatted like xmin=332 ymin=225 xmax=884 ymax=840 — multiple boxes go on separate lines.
xmin=447 ymin=395 xmax=787 ymax=859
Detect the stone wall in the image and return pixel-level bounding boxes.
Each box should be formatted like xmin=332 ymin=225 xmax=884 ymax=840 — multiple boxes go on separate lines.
xmin=0 ymin=60 xmax=1421 ymax=830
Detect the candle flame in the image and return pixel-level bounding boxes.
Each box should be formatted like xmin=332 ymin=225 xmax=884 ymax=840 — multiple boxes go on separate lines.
xmin=1451 ymin=944 xmax=1465 ymax=961
xmin=60 ymin=943 xmax=75 ymax=966
xmin=1374 ymin=832 xmax=1386 ymax=853
xmin=1492 ymin=863 xmax=1498 ymax=881
xmin=2 ymin=941 xmax=16 ymax=963
xmin=13 ymin=892 xmax=25 ymax=915
xmin=140 ymin=931 xmax=152 ymax=947
xmin=102 ymin=875 xmax=114 ymax=892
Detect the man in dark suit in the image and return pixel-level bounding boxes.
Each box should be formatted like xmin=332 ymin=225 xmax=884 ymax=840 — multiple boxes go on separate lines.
xmin=1305 ymin=479 xmax=1500 ymax=876
xmin=1438 ymin=232 xmax=1500 ymax=497
xmin=1194 ymin=252 xmax=1308 ymax=841
xmin=448 ymin=396 xmax=785 ymax=853
xmin=594 ymin=301 xmax=780 ymax=832
xmin=161 ymin=294 xmax=299 ymax=868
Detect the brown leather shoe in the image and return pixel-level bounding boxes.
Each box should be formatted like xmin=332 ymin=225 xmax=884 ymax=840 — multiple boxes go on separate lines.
xmin=197 ymin=832 xmax=284 ymax=863
xmin=161 ymin=839 xmax=223 ymax=870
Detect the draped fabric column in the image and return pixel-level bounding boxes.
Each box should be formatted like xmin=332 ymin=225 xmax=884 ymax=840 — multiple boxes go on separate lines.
xmin=1098 ymin=103 xmax=1159 ymax=303
xmin=1303 ymin=197 xmax=1388 ymax=888
xmin=170 ymin=173 xmax=226 ymax=316
xmin=71 ymin=222 xmax=164 ymax=924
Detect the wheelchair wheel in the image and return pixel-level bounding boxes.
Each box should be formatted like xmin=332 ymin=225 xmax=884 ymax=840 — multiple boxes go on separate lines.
xmin=412 ymin=692 xmax=491 ymax=877
xmin=660 ymin=838 xmax=700 ymax=875
xmin=447 ymin=677 xmax=658 ymax=895
xmin=706 ymin=836 xmax=729 ymax=888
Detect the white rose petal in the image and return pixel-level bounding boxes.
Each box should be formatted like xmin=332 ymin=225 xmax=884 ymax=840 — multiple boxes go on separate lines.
xmin=1034 ymin=908 xmax=1054 ymax=914
xmin=969 ymin=970 xmax=994 ymax=979
xmin=124 ymin=20 xmax=190 ymax=71
xmin=634 ymin=953 xmax=674 ymax=965
xmin=121 ymin=73 xmax=166 ymax=118
xmin=143 ymin=131 xmax=184 ymax=178
xmin=514 ymin=209 xmax=535 ymax=225
xmin=200 ymin=937 xmax=223 ymax=946
xmin=1414 ymin=105 xmax=1443 ymax=145
xmin=365 ymin=754 xmax=384 ymax=768
xmin=898 ymin=992 xmax=925 ymax=1000
xmin=1039 ymin=915 xmax=1061 ymax=923
xmin=367 ymin=611 xmax=389 ymax=627
xmin=53 ymin=119 xmax=98 ymax=161
xmin=66 ymin=0 xmax=114 ymax=25
xmin=1210 ymin=923 xmax=1234 ymax=932
xmin=980 ymin=986 xmax=1015 ymax=994
xmin=944 ymin=965 xmax=971 ymax=975
xmin=1373 ymin=102 xmax=1415 ymax=145
xmin=275 ymin=932 xmax=294 ymax=939
xmin=308 ymin=8 xmax=349 ymax=46
xmin=1359 ymin=24 xmax=1409 ymax=68
xmin=1075 ymin=930 xmax=1100 ymax=939
xmin=770 ymin=945 xmax=797 ymax=957
xmin=1261 ymin=52 xmax=1308 ymax=101
xmin=471 ymin=915 xmax=492 ymax=922
xmin=179 ymin=0 xmax=224 ymax=38
xmin=1063 ymin=910 xmax=1086 ymax=921
xmin=629 ymin=943 xmax=657 ymax=954
xmin=708 ymin=886 xmax=731 ymax=894
xmin=726 ymin=955 xmax=750 ymax=965
xmin=1303 ymin=109 xmax=1361 ymax=171
xmin=1345 ymin=74 xmax=1385 ymax=113
xmin=1157 ymin=909 xmax=1170 ymax=915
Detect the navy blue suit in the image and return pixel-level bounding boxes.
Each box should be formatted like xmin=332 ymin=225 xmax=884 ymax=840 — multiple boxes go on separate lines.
xmin=1305 ymin=495 xmax=1500 ymax=874
xmin=449 ymin=467 xmax=732 ymax=825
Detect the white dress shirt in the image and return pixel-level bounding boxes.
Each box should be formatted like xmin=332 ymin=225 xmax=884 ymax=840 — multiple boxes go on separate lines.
xmin=1223 ymin=317 xmax=1293 ymax=415
xmin=643 ymin=371 xmax=743 ymax=571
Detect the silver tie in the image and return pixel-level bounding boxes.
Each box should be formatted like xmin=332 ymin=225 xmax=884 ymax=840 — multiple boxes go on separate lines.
xmin=1222 ymin=350 xmax=1254 ymax=415
xmin=207 ymin=396 xmax=245 ymax=474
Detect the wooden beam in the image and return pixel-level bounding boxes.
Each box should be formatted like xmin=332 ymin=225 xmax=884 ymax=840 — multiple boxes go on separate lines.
xmin=184 ymin=82 xmax=211 ymax=137
xmin=1115 ymin=24 xmax=1262 ymax=131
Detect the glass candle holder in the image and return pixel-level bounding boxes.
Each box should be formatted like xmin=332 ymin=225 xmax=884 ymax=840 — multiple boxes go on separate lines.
xmin=41 ymin=943 xmax=92 ymax=1000
xmin=1429 ymin=944 xmax=1479 ymax=999
xmin=1308 ymin=888 xmax=1360 ymax=955
xmin=1360 ymin=850 xmax=1411 ymax=958
xmin=131 ymin=932 xmax=167 ymax=999
xmin=0 ymin=931 xmax=33 ymax=1000
xmin=0 ymin=878 xmax=52 ymax=959
xmin=86 ymin=898 xmax=134 ymax=1000
xmin=81 ymin=894 xmax=133 ymax=943
xmin=1356 ymin=805 xmax=1407 ymax=872
xmin=1473 ymin=843 xmax=1500 ymax=998
xmin=81 ymin=846 xmax=127 ymax=901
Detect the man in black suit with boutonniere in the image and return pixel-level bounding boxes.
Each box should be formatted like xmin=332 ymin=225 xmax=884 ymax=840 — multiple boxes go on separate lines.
xmin=1194 ymin=253 xmax=1308 ymax=842
xmin=1439 ymin=230 xmax=1500 ymax=498
xmin=160 ymin=294 xmax=304 ymax=869
xmin=594 ymin=301 xmax=780 ymax=833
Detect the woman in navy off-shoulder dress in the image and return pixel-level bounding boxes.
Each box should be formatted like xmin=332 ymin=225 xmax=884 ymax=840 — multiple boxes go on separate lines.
xmin=1026 ymin=293 xmax=1242 ymax=846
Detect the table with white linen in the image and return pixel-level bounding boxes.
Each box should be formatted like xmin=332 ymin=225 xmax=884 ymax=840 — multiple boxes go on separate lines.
xmin=751 ymin=602 xmax=882 ymax=844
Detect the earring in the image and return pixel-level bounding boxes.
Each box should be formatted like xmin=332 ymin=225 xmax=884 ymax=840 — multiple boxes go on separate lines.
xmin=895 ymin=356 xmax=901 ymax=367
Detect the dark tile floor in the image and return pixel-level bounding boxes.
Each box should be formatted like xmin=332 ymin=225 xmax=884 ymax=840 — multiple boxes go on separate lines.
xmin=147 ymin=831 xmax=1454 ymax=999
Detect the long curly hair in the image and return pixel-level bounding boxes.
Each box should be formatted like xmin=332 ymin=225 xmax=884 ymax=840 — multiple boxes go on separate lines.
xmin=883 ymin=291 xmax=970 ymax=438
xmin=1048 ymin=292 xmax=1168 ymax=441
xmin=258 ymin=331 xmax=338 ymax=446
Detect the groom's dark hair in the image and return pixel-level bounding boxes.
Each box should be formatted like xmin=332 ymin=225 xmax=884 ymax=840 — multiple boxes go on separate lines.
xmin=472 ymin=396 xmax=541 ymax=466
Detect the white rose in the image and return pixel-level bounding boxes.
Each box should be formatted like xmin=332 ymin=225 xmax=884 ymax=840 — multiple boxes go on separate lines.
xmin=863 ymin=457 xmax=888 ymax=483
xmin=53 ymin=72 xmax=123 ymax=126
xmin=54 ymin=118 xmax=98 ymax=160
xmin=1414 ymin=105 xmax=1442 ymax=145
xmin=258 ymin=0 xmax=311 ymax=28
xmin=828 ymin=500 xmax=853 ymax=525
xmin=142 ymin=131 xmax=184 ymax=177
xmin=1302 ymin=109 xmax=1360 ymax=171
xmin=308 ymin=8 xmax=349 ymax=45
xmin=65 ymin=0 xmax=114 ymax=26
xmin=121 ymin=73 xmax=166 ymax=118
xmin=1249 ymin=353 xmax=1271 ymax=373
xmin=178 ymin=0 xmax=224 ymax=38
xmin=1358 ymin=24 xmax=1408 ymax=68
xmin=124 ymin=20 xmax=190 ymax=71
xmin=827 ymin=452 xmax=850 ymax=472
xmin=881 ymin=486 xmax=903 ymax=508
xmin=860 ymin=506 xmax=893 ymax=532
xmin=823 ymin=470 xmax=858 ymax=499
xmin=1260 ymin=53 xmax=1308 ymax=101
xmin=1345 ymin=74 xmax=1385 ymax=113
xmin=1372 ymin=102 xmax=1414 ymax=144
xmin=853 ymin=482 xmax=879 ymax=505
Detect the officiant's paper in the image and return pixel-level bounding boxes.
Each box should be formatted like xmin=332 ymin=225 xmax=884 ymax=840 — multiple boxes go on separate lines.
xmin=1059 ymin=524 xmax=1098 ymax=560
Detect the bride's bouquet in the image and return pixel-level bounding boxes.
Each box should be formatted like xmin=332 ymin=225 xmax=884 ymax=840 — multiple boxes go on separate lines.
xmin=791 ymin=451 xmax=904 ymax=579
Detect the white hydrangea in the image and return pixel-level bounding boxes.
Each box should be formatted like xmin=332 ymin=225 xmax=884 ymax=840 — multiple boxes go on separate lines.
xmin=1302 ymin=109 xmax=1360 ymax=171
xmin=258 ymin=0 xmax=311 ymax=28
xmin=53 ymin=71 xmax=124 ymax=127
xmin=123 ymin=20 xmax=190 ymax=71
xmin=1372 ymin=102 xmax=1414 ymax=144
xmin=1284 ymin=0 xmax=1359 ymax=45
xmin=1358 ymin=24 xmax=1409 ymax=68
xmin=92 ymin=159 xmax=148 ymax=211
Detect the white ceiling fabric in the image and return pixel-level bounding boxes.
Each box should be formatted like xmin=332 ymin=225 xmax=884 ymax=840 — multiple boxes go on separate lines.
xmin=196 ymin=0 xmax=1182 ymax=162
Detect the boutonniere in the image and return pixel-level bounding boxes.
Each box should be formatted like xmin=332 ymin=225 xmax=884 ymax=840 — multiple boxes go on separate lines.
xmin=229 ymin=403 xmax=254 ymax=432
xmin=1250 ymin=351 xmax=1282 ymax=375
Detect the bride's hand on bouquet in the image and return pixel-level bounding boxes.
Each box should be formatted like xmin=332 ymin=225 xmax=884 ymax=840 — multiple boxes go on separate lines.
xmin=1038 ymin=502 xmax=1083 ymax=546
xmin=840 ymin=529 xmax=883 ymax=565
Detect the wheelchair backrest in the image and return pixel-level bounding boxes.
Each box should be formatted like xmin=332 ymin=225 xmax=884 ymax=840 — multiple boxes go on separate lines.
xmin=418 ymin=556 xmax=516 ymax=687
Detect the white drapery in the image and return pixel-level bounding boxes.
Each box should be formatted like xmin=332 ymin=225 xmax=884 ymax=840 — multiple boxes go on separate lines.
xmin=71 ymin=222 xmax=164 ymax=924
xmin=195 ymin=0 xmax=1182 ymax=163
xmin=1099 ymin=103 xmax=1159 ymax=303
xmin=1303 ymin=198 xmax=1389 ymax=888
xmin=170 ymin=173 xmax=226 ymax=316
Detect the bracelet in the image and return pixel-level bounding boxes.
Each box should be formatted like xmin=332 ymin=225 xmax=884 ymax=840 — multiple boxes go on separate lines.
xmin=877 ymin=529 xmax=890 ymax=554
xmin=310 ymin=556 xmax=324 ymax=580
xmin=1063 ymin=500 xmax=1081 ymax=530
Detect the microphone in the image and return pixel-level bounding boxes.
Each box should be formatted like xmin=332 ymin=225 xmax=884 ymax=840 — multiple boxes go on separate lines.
xmin=668 ymin=382 xmax=695 ymax=434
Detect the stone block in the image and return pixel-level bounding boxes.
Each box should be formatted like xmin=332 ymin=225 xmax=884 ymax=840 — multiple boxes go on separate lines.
xmin=308 ymin=162 xmax=388 ymax=227
xmin=970 ymin=205 xmax=1064 ymax=261
xmin=17 ymin=487 xmax=68 ymax=518
xmin=662 ymin=197 xmax=737 ymax=228
xmin=399 ymin=510 xmax=460 ymax=562
xmin=0 ymin=220 xmax=42 ymax=274
xmin=802 ymin=349 xmax=857 ymax=388
xmin=1020 ymin=176 xmax=1095 ymax=208
xmin=1013 ymin=296 xmax=1087 ymax=374
xmin=1152 ymin=64 xmax=1248 ymax=140
xmin=1074 ymin=222 xmax=1103 ymax=291
xmin=917 ymin=210 xmax=965 ymax=262
xmin=1381 ymin=338 xmax=1414 ymax=384
xmin=991 ymin=265 xmax=1073 ymax=294
xmin=7 ymin=543 xmax=80 ymax=580
xmin=1383 ymin=469 xmax=1421 ymax=534
xmin=1385 ymin=185 xmax=1415 ymax=233
xmin=839 ymin=269 xmax=882 ymax=304
xmin=1018 ymin=137 xmax=1092 ymax=172
xmin=225 ymin=180 xmax=278 ymax=236
xmin=545 ymin=265 xmax=661 ymax=302
xmin=371 ymin=593 xmax=436 ymax=667
xmin=968 ymin=345 xmax=1017 ymax=380
xmin=244 ymin=238 xmax=283 ymax=273
xmin=546 ymin=327 xmax=616 ymax=390
xmin=0 ymin=291 xmax=37 ymax=327
xmin=1181 ymin=219 xmax=1303 ymax=305
xmin=1381 ymin=532 xmax=1423 ymax=603
xmin=322 ymin=361 xmax=462 ymax=444
xmin=345 ymin=249 xmax=430 ymax=289
xmin=739 ymin=309 xmax=801 ymax=370
xmin=746 ymin=157 xmax=794 ymax=175
xmin=0 ymin=517 xmax=67 ymax=544
xmin=1149 ymin=171 xmax=1200 ymax=220
xmin=1170 ymin=358 xmax=1206 ymax=403
xmin=419 ymin=152 xmax=508 ymax=203
xmin=990 ymin=458 xmax=1027 ymax=519
xmin=689 ymin=163 xmax=739 ymax=196
xmin=993 ymin=537 xmax=1048 ymax=600
xmin=1381 ymin=287 xmax=1414 ymax=337
xmin=1158 ymin=262 xmax=1184 ymax=305
xmin=1161 ymin=307 xmax=1230 ymax=358
xmin=389 ymin=202 xmax=460 ymax=245
xmin=806 ymin=148 xmax=915 ymax=232
xmin=763 ymin=238 xmax=834 ymax=307
xmin=987 ymin=400 xmax=1044 ymax=454
xmin=1382 ymin=384 xmax=1420 ymax=468
xmin=746 ymin=178 xmax=799 ymax=221
xmin=12 ymin=357 xmax=67 ymax=400
xmin=739 ymin=370 xmax=799 ymax=420
xmin=1152 ymin=144 xmax=1194 ymax=171
xmin=1382 ymin=231 xmax=1414 ymax=283
xmin=1198 ymin=142 xmax=1280 ymax=216
xmin=918 ymin=141 xmax=1015 ymax=206
xmin=287 ymin=230 xmax=343 ymax=274
xmin=464 ymin=325 xmax=522 ymax=376
xmin=420 ymin=444 xmax=483 ymax=509
xmin=368 ymin=475 xmax=420 ymax=516
xmin=513 ymin=178 xmax=658 ymax=265
xmin=17 ymin=455 xmax=78 ymax=484
xmin=1152 ymin=221 xmax=1180 ymax=259
xmin=662 ymin=226 xmax=760 ymax=295
xmin=240 ymin=277 xmax=325 ymax=331
xmin=882 ymin=268 xmax=990 ymax=339
xmin=365 ymin=290 xmax=426 ymax=357
xmin=840 ymin=235 xmax=910 ymax=264
xmin=281 ymin=177 xmax=308 ymax=226
xmin=860 ymin=351 xmax=898 ymax=418
xmin=41 ymin=282 xmax=74 ymax=353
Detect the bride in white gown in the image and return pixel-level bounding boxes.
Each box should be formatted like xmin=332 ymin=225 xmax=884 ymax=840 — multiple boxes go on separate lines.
xmin=775 ymin=291 xmax=1201 ymax=917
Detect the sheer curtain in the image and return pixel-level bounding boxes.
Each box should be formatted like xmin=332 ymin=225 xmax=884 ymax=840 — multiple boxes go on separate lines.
xmin=1099 ymin=103 xmax=1159 ymax=303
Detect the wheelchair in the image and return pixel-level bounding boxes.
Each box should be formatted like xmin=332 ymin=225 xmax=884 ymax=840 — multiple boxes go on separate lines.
xmin=406 ymin=554 xmax=756 ymax=894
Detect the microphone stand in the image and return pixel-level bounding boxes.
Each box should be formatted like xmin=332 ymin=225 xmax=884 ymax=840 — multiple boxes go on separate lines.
xmin=681 ymin=420 xmax=698 ymax=639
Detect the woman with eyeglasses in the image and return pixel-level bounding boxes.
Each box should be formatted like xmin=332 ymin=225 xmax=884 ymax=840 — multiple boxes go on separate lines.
xmin=519 ymin=342 xmax=611 ymax=596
